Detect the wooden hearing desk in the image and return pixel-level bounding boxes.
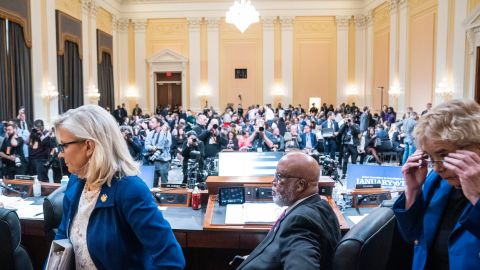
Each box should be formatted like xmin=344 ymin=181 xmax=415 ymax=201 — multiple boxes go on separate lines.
xmin=204 ymin=176 xmax=349 ymax=233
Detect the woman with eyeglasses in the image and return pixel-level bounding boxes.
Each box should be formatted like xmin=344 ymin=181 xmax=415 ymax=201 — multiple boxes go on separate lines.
xmin=393 ymin=99 xmax=480 ymax=269
xmin=53 ymin=105 xmax=185 ymax=270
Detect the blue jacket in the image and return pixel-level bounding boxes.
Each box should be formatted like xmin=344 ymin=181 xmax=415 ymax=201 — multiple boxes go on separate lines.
xmin=55 ymin=174 xmax=185 ymax=270
xmin=393 ymin=171 xmax=480 ymax=269
xmin=299 ymin=133 xmax=317 ymax=150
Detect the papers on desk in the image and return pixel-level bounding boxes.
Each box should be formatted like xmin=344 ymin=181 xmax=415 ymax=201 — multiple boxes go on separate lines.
xmin=225 ymin=203 xmax=287 ymax=225
xmin=0 ymin=195 xmax=43 ymax=219
xmin=347 ymin=214 xmax=369 ymax=225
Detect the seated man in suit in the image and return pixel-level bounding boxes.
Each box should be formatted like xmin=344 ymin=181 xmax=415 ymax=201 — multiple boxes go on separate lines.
xmin=237 ymin=151 xmax=341 ymax=270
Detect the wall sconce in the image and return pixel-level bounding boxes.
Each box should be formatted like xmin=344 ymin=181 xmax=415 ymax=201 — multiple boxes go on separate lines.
xmin=435 ymin=78 xmax=453 ymax=99
xmin=388 ymin=81 xmax=402 ymax=96
xmin=42 ymin=82 xmax=59 ymax=100
xmin=346 ymin=84 xmax=359 ymax=96
xmin=125 ymin=87 xmax=139 ymax=100
xmin=87 ymin=85 xmax=100 ymax=100
xmin=198 ymin=85 xmax=210 ymax=107
xmin=272 ymin=83 xmax=285 ymax=96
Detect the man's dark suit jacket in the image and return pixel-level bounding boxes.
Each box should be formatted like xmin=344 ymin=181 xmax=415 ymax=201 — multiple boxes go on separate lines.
xmin=237 ymin=195 xmax=341 ymax=270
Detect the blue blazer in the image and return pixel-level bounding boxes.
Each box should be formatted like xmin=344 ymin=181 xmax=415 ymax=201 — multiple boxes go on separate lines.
xmin=55 ymin=174 xmax=185 ymax=270
xmin=393 ymin=171 xmax=480 ymax=269
xmin=299 ymin=133 xmax=317 ymax=150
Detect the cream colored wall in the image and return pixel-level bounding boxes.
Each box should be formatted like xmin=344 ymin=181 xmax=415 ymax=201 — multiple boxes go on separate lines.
xmin=293 ymin=17 xmax=337 ymax=107
xmin=373 ymin=3 xmax=389 ymax=112
xmin=96 ymin=7 xmax=112 ymax=35
xmin=200 ymin=21 xmax=208 ymax=83
xmin=55 ymin=0 xmax=81 ymax=20
xmin=274 ymin=19 xmax=282 ymax=81
xmin=145 ymin=19 xmax=189 ymax=108
xmin=408 ymin=0 xmax=437 ymax=111
xmin=469 ymin=0 xmax=480 ymax=12
xmin=128 ymin=22 xmax=135 ymax=86
xmin=219 ymin=20 xmax=263 ymax=109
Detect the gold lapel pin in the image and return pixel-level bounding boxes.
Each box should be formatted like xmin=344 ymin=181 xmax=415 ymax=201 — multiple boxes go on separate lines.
xmin=100 ymin=194 xmax=108 ymax=203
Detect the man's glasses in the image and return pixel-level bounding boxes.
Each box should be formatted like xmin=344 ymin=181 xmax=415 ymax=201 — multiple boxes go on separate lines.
xmin=273 ymin=173 xmax=298 ymax=184
xmin=57 ymin=140 xmax=84 ymax=153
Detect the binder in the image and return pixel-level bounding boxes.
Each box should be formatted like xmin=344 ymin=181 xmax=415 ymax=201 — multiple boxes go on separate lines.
xmin=45 ymin=239 xmax=74 ymax=270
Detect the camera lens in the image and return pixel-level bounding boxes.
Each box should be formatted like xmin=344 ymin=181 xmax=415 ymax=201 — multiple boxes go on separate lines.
xmin=212 ymin=124 xmax=219 ymax=129
xmin=259 ymin=127 xmax=264 ymax=132
xmin=192 ymin=138 xmax=197 ymax=142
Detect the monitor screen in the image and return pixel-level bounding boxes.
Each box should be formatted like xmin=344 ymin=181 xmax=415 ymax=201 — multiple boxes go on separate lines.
xmin=218 ymin=152 xmax=284 ymax=176
xmin=139 ymin=165 xmax=155 ymax=189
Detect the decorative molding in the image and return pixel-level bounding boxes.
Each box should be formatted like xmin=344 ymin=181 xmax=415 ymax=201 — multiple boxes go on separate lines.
xmin=335 ymin=16 xmax=350 ymax=30
xmin=187 ymin=17 xmax=202 ymax=30
xmin=279 ymin=16 xmax=294 ymax=29
xmin=56 ymin=10 xmax=83 ymax=59
xmin=117 ymin=18 xmax=129 ymax=32
xmin=262 ymin=16 xmax=276 ymax=29
xmin=399 ymin=0 xmax=408 ymax=9
xmin=0 ymin=0 xmax=32 ymax=48
xmin=205 ymin=17 xmax=220 ymax=29
xmin=366 ymin=10 xmax=374 ymax=27
xmin=389 ymin=0 xmax=399 ymax=14
xmin=132 ymin=18 xmax=148 ymax=31
xmin=354 ymin=15 xmax=366 ymax=28
xmin=466 ymin=28 xmax=475 ymax=55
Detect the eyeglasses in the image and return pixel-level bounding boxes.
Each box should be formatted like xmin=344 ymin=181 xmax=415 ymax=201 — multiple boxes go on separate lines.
xmin=57 ymin=140 xmax=84 ymax=153
xmin=273 ymin=173 xmax=298 ymax=184
xmin=425 ymin=157 xmax=444 ymax=169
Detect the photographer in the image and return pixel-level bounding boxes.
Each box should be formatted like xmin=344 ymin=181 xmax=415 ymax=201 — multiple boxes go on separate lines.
xmin=247 ymin=122 xmax=275 ymax=152
xmin=121 ymin=127 xmax=143 ymax=161
xmin=181 ymin=131 xmax=205 ymax=184
xmin=338 ymin=115 xmax=360 ymax=179
xmin=145 ymin=117 xmax=172 ymax=186
xmin=27 ymin=120 xmax=52 ymax=181
xmin=0 ymin=122 xmax=27 ymax=179
xmin=198 ymin=121 xmax=227 ymax=158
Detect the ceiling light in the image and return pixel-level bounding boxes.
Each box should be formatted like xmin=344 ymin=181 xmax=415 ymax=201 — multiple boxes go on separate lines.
xmin=225 ymin=0 xmax=260 ymax=33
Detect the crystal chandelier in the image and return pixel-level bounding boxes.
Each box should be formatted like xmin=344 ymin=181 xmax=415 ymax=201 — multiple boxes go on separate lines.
xmin=225 ymin=0 xmax=260 ymax=33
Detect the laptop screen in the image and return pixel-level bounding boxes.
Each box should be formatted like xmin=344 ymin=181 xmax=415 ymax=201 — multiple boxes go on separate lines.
xmin=139 ymin=165 xmax=155 ymax=189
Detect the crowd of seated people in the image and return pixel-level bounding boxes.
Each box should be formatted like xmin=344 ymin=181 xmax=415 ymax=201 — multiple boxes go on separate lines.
xmin=0 ymin=100 xmax=426 ymax=184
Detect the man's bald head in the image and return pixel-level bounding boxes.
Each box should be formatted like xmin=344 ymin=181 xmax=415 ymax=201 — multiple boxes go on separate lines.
xmin=277 ymin=152 xmax=320 ymax=182
xmin=272 ymin=152 xmax=320 ymax=206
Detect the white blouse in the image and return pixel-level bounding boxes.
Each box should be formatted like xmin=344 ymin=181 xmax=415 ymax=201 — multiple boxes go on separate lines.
xmin=70 ymin=185 xmax=100 ymax=270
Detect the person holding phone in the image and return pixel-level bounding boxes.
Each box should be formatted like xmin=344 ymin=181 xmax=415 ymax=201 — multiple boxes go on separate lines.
xmin=393 ymin=99 xmax=480 ymax=269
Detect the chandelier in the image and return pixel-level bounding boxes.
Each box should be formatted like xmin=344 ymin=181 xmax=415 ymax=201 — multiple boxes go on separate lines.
xmin=225 ymin=0 xmax=260 ymax=33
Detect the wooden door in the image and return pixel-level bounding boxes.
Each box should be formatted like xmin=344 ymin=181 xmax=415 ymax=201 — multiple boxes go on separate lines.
xmin=156 ymin=83 xmax=182 ymax=108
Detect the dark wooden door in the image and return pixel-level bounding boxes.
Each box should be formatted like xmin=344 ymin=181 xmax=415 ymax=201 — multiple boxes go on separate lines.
xmin=156 ymin=83 xmax=182 ymax=108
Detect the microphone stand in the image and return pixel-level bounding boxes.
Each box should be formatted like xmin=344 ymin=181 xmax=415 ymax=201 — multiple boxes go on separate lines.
xmin=0 ymin=183 xmax=28 ymax=198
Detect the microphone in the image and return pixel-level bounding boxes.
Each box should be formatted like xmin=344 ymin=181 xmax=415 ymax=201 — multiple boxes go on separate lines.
xmin=0 ymin=183 xmax=28 ymax=199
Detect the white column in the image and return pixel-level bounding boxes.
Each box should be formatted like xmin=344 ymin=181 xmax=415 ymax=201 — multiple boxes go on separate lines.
xmin=280 ymin=16 xmax=294 ymax=106
xmin=398 ymin=0 xmax=408 ymax=112
xmin=452 ymin=0 xmax=468 ymax=98
xmin=354 ymin=15 xmax=366 ymax=106
xmin=188 ymin=17 xmax=202 ymax=111
xmin=132 ymin=19 xmax=148 ymax=112
xmin=365 ymin=11 xmax=374 ymax=108
xmin=336 ymin=16 xmax=350 ymax=105
xmin=90 ymin=3 xmax=98 ymax=92
xmin=112 ymin=15 xmax=120 ymax=106
xmin=81 ymin=0 xmax=90 ymax=103
xmin=434 ymin=0 xmax=449 ymax=104
xmin=46 ymin=0 xmax=59 ymax=119
xmin=388 ymin=0 xmax=398 ymax=107
xmin=117 ymin=19 xmax=129 ymax=105
xmin=263 ymin=16 xmax=276 ymax=106
xmin=30 ymin=0 xmax=45 ymax=120
xmin=206 ymin=17 xmax=220 ymax=111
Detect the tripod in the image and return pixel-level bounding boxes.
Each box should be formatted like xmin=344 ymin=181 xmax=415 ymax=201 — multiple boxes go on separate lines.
xmin=186 ymin=159 xmax=207 ymax=189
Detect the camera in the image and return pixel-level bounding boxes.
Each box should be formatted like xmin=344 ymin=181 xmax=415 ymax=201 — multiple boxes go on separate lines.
xmin=192 ymin=138 xmax=197 ymax=143
xmin=149 ymin=150 xmax=162 ymax=162
xmin=259 ymin=126 xmax=265 ymax=132
xmin=318 ymin=155 xmax=340 ymax=183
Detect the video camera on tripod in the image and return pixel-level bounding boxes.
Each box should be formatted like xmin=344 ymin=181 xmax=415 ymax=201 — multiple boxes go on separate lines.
xmin=317 ymin=155 xmax=341 ymax=185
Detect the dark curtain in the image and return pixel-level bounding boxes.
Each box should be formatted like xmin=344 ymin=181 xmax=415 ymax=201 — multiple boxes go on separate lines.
xmin=57 ymin=41 xmax=83 ymax=113
xmin=8 ymin=22 xmax=32 ymax=123
xmin=98 ymin=52 xmax=114 ymax=110
xmin=0 ymin=19 xmax=11 ymax=121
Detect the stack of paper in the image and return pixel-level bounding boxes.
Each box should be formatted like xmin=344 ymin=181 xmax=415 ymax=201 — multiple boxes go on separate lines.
xmin=224 ymin=203 xmax=287 ymax=225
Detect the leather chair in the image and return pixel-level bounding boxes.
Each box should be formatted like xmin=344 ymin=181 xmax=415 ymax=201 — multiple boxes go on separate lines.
xmin=0 ymin=208 xmax=34 ymax=270
xmin=333 ymin=207 xmax=412 ymax=270
xmin=43 ymin=184 xmax=67 ymax=245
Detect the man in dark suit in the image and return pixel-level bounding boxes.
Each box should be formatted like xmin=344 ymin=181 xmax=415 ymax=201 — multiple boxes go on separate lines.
xmin=321 ymin=111 xmax=339 ymax=159
xmin=237 ymin=152 xmax=341 ymax=270
xmin=299 ymin=125 xmax=317 ymax=150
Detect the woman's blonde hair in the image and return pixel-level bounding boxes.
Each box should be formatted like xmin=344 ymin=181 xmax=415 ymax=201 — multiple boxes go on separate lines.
xmin=414 ymin=99 xmax=480 ymax=149
xmin=53 ymin=104 xmax=139 ymax=188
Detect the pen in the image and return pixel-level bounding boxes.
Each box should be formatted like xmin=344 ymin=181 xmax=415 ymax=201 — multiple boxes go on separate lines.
xmin=33 ymin=212 xmax=43 ymax=217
